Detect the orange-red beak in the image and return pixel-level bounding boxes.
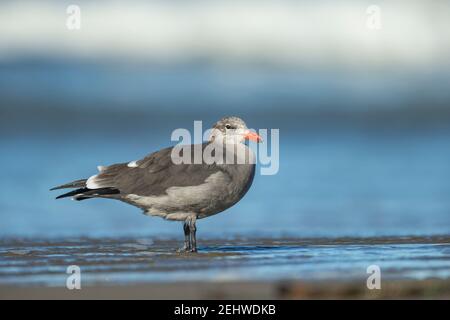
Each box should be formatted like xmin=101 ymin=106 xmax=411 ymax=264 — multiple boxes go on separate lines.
xmin=244 ymin=131 xmax=263 ymax=143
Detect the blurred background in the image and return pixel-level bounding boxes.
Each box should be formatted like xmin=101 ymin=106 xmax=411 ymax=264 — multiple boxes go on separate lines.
xmin=1 ymin=0 xmax=449 ymax=238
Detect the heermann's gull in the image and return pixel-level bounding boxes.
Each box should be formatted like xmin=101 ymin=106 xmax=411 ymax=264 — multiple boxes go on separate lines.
xmin=51 ymin=117 xmax=262 ymax=252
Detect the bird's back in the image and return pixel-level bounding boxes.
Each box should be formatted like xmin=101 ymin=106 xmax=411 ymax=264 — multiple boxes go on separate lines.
xmin=86 ymin=142 xmax=256 ymax=219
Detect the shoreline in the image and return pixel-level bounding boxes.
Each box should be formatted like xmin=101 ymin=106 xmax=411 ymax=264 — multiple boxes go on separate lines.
xmin=1 ymin=236 xmax=449 ymax=299
xmin=2 ymin=279 xmax=450 ymax=299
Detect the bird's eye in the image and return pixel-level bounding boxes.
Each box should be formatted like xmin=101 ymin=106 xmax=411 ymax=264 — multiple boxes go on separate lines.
xmin=225 ymin=124 xmax=232 ymax=129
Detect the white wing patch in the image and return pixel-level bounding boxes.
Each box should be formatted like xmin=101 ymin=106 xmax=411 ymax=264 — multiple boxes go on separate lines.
xmin=86 ymin=174 xmax=101 ymax=189
xmin=87 ymin=165 xmax=107 ymax=189
xmin=127 ymin=160 xmax=138 ymax=168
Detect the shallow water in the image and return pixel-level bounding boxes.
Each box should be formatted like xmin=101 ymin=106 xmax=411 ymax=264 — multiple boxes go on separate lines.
xmin=1 ymin=128 xmax=450 ymax=239
xmin=1 ymin=60 xmax=450 ymax=238
xmin=1 ymin=64 xmax=450 ymax=290
xmin=1 ymin=236 xmax=449 ymax=286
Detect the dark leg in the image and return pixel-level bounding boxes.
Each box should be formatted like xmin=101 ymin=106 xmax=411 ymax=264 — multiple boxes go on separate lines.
xmin=178 ymin=222 xmax=191 ymax=252
xmin=188 ymin=216 xmax=197 ymax=252
xmin=183 ymin=222 xmax=191 ymax=251
xmin=178 ymin=221 xmax=191 ymax=252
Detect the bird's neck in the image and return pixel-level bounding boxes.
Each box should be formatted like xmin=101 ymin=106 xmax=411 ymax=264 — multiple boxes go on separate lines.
xmin=207 ymin=140 xmax=256 ymax=165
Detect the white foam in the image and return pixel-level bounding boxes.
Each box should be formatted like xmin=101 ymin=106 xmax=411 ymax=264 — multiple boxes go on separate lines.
xmin=0 ymin=1 xmax=447 ymax=68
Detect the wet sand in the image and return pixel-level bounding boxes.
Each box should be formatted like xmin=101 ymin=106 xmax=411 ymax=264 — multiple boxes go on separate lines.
xmin=2 ymin=279 xmax=450 ymax=299
xmin=1 ymin=236 xmax=449 ymax=299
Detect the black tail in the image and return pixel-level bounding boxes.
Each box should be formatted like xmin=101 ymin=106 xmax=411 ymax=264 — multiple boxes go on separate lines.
xmin=55 ymin=187 xmax=120 ymax=201
xmin=50 ymin=179 xmax=87 ymax=191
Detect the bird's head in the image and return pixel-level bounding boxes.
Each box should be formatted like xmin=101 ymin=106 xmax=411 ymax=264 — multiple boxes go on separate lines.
xmin=209 ymin=116 xmax=262 ymax=145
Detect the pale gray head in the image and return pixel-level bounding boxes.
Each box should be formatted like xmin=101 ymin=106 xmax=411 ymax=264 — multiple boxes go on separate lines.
xmin=209 ymin=116 xmax=262 ymax=144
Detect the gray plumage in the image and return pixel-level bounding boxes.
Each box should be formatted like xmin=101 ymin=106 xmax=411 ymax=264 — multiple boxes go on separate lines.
xmin=52 ymin=116 xmax=259 ymax=252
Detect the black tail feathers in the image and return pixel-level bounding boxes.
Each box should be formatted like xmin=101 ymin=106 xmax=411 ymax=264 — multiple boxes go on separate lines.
xmin=54 ymin=187 xmax=120 ymax=201
xmin=50 ymin=179 xmax=87 ymax=191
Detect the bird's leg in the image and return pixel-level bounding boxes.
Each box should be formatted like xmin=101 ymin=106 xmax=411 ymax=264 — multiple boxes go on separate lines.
xmin=178 ymin=221 xmax=191 ymax=252
xmin=188 ymin=216 xmax=197 ymax=253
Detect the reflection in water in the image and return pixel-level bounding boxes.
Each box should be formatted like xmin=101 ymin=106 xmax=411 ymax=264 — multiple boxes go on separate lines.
xmin=1 ymin=237 xmax=449 ymax=286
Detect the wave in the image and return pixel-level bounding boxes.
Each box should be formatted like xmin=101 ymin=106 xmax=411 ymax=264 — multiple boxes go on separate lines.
xmin=0 ymin=0 xmax=450 ymax=69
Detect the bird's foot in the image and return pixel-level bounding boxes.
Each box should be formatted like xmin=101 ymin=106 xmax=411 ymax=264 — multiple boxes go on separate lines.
xmin=176 ymin=245 xmax=198 ymax=253
xmin=177 ymin=245 xmax=190 ymax=253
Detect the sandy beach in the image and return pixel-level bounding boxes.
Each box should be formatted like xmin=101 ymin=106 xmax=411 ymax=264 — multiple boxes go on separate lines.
xmin=2 ymin=279 xmax=450 ymax=300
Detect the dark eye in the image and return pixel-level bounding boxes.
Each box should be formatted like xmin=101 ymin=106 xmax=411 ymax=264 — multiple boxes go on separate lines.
xmin=225 ymin=124 xmax=232 ymax=129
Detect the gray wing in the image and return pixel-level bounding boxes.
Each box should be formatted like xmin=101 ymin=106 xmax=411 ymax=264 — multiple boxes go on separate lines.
xmin=87 ymin=144 xmax=226 ymax=197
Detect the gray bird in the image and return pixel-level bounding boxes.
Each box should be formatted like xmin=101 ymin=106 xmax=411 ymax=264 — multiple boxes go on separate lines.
xmin=51 ymin=116 xmax=262 ymax=252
